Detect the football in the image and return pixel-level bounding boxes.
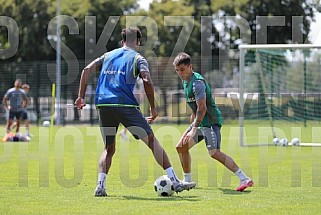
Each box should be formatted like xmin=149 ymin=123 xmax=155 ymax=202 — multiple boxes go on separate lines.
xmin=43 ymin=120 xmax=50 ymax=127
xmin=291 ymin=138 xmax=300 ymax=146
xmin=279 ymin=138 xmax=288 ymax=147
xmin=272 ymin=138 xmax=280 ymax=146
xmin=154 ymin=175 xmax=174 ymax=197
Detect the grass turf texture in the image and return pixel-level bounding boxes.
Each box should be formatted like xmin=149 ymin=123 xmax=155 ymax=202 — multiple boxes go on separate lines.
xmin=1 ymin=122 xmax=321 ymax=214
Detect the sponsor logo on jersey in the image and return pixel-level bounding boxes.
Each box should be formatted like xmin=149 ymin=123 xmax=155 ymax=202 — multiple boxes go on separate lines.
xmin=103 ymin=70 xmax=126 ymax=75
xmin=186 ymin=97 xmax=196 ymax=102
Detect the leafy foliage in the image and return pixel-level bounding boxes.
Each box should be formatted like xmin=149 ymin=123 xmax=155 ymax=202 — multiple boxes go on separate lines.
xmin=222 ymin=0 xmax=318 ymax=45
xmin=0 ymin=0 xmax=56 ymax=61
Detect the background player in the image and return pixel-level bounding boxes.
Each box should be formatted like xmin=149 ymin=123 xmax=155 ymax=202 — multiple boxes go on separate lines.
xmin=2 ymin=79 xmax=28 ymax=134
xmin=11 ymin=84 xmax=31 ymax=136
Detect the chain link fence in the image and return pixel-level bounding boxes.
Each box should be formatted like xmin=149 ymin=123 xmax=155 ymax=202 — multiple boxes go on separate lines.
xmin=0 ymin=56 xmax=238 ymax=125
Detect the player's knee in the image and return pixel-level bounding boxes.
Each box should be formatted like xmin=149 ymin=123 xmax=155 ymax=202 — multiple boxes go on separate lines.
xmin=208 ymin=149 xmax=219 ymax=158
xmin=176 ymin=145 xmax=184 ymax=153
xmin=176 ymin=142 xmax=188 ymax=154
xmin=175 ymin=143 xmax=181 ymax=153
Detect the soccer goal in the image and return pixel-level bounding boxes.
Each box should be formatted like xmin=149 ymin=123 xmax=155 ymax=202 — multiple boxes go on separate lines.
xmin=238 ymin=44 xmax=321 ymax=147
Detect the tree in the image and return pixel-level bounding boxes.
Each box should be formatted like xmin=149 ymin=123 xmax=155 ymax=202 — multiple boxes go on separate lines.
xmin=0 ymin=0 xmax=140 ymax=122
xmin=62 ymin=0 xmax=139 ymax=61
xmin=0 ymin=0 xmax=140 ymax=62
xmin=0 ymin=0 xmax=56 ymax=61
xmin=221 ymin=0 xmax=319 ymax=45
xmin=137 ymin=1 xmax=196 ymax=57
xmin=219 ymin=0 xmax=320 ymax=119
xmin=62 ymin=0 xmax=139 ymax=121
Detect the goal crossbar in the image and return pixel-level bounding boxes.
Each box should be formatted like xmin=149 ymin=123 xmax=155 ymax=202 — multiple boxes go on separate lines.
xmin=239 ymin=44 xmax=321 ymax=50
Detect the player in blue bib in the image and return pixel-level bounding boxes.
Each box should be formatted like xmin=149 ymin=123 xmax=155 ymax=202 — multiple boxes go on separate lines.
xmin=75 ymin=27 xmax=195 ymax=197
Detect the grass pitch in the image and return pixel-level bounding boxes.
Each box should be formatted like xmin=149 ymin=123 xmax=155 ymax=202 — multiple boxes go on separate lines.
xmin=1 ymin=122 xmax=321 ymax=214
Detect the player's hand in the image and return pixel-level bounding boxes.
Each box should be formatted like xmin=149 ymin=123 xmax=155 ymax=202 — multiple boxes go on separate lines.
xmin=74 ymin=97 xmax=86 ymax=110
xmin=147 ymin=107 xmax=158 ymax=123
xmin=183 ymin=127 xmax=197 ymax=145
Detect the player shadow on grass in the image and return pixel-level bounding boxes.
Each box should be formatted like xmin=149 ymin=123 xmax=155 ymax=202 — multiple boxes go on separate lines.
xmin=121 ymin=195 xmax=200 ymax=202
xmin=218 ymin=188 xmax=252 ymax=195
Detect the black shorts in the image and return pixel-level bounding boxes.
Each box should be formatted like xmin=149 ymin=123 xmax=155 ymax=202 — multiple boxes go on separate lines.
xmin=8 ymin=110 xmax=24 ymax=120
xmin=21 ymin=110 xmax=28 ymax=120
xmin=189 ymin=124 xmax=221 ymax=150
xmin=98 ymin=107 xmax=153 ymax=145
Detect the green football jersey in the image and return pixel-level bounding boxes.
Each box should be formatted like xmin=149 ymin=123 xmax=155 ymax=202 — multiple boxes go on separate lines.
xmin=182 ymin=72 xmax=223 ymax=127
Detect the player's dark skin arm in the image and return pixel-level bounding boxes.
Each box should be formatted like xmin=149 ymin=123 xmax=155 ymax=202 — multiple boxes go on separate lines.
xmin=75 ymin=61 xmax=101 ymax=109
xmin=78 ymin=61 xmax=100 ymax=98
xmin=140 ymin=71 xmax=158 ymax=123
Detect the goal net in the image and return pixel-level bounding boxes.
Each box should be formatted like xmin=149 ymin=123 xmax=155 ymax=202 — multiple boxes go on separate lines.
xmin=238 ymin=44 xmax=321 ymax=146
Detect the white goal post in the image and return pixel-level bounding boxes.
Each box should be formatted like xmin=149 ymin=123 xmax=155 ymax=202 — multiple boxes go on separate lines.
xmin=238 ymin=44 xmax=321 ymax=147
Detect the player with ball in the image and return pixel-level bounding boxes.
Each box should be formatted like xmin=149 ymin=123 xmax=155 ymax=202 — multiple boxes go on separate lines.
xmin=75 ymin=27 xmax=195 ymax=197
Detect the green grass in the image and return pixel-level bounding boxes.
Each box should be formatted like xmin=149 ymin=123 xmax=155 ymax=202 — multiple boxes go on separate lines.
xmin=1 ymin=122 xmax=321 ymax=214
